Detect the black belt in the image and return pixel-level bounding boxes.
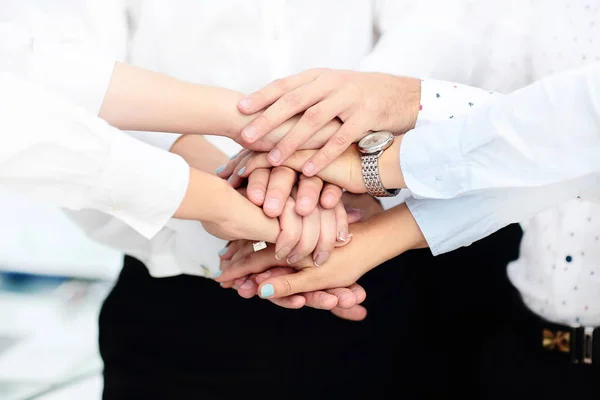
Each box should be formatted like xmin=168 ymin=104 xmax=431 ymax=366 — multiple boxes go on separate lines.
xmin=514 ymin=293 xmax=600 ymax=365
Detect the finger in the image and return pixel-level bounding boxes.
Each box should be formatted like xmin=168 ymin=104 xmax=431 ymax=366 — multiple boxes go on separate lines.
xmin=263 ymin=167 xmax=297 ymax=217
xmin=313 ymin=207 xmax=336 ymax=267
xmin=302 ymin=290 xmax=339 ymax=310
xmin=218 ymin=240 xmax=243 ymax=261
xmin=348 ymin=283 xmax=367 ymax=305
xmin=287 ymin=208 xmax=320 ymax=265
xmin=330 ymin=305 xmax=368 ymax=321
xmin=268 ymin=91 xmax=352 ymax=165
xmin=319 ymin=183 xmax=343 ymax=210
xmin=236 ymin=276 xmax=257 ymax=299
xmin=230 ymin=241 xmax=256 ymax=263
xmin=217 ymin=149 xmax=252 ymax=179
xmin=275 ymin=198 xmax=302 ymax=261
xmin=326 ymin=287 xmax=357 ymax=309
xmin=246 ymin=168 xmax=271 ymax=206
xmin=252 ymin=267 xmax=307 ymax=309
xmin=334 ymin=202 xmax=352 ymax=244
xmin=216 ymin=246 xmax=288 ymax=282
xmin=258 ymin=269 xmax=316 ymax=299
xmin=237 ymin=68 xmax=326 ymax=115
xmin=219 ymin=280 xmax=236 ymax=289
xmin=227 ymin=152 xmax=254 ymax=188
xmin=302 ymin=115 xmax=366 ymax=177
xmin=295 ymin=175 xmax=323 ymax=216
xmin=242 ymin=150 xmax=314 ymax=178
xmin=240 ymin=76 xmax=337 ymax=146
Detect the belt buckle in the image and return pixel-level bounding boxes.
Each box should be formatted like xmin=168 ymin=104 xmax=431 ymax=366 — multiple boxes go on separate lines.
xmin=583 ymin=327 xmax=594 ymax=365
xmin=541 ymin=326 xmax=595 ymax=364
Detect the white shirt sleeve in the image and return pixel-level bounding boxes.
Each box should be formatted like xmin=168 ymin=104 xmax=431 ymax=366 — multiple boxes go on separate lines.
xmin=401 ymin=64 xmax=600 ymax=254
xmin=0 ymin=71 xmax=190 ymax=239
xmin=402 ymin=63 xmax=600 ymax=199
xmin=0 ymin=3 xmax=119 ymax=115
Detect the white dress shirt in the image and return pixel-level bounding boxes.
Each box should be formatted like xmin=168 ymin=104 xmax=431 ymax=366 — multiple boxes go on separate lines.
xmin=0 ymin=3 xmax=190 ymax=240
xmin=401 ymin=0 xmax=600 ymax=326
xmin=14 ymin=0 xmax=418 ymax=278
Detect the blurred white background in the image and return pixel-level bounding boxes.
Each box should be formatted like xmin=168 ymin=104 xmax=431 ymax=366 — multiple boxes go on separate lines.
xmin=0 ymin=186 xmax=123 ymax=400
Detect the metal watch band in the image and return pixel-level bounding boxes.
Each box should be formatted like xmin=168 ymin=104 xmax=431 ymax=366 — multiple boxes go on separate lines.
xmin=361 ymin=153 xmax=400 ymax=197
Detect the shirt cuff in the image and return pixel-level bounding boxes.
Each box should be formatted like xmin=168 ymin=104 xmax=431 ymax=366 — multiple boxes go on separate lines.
xmin=90 ymin=127 xmax=191 ymax=239
xmin=404 ymin=193 xmax=499 ymax=256
xmin=415 ymin=79 xmax=498 ymax=128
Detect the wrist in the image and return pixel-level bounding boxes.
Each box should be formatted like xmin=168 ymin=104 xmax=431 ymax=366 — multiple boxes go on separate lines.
xmin=384 ymin=76 xmax=421 ymax=133
xmin=173 ymin=167 xmax=230 ymax=222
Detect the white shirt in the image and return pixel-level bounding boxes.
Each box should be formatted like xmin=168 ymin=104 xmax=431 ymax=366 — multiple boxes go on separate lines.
xmin=13 ymin=0 xmax=420 ymax=278
xmin=0 ymin=3 xmax=190 ymax=240
xmin=401 ymin=0 xmax=600 ymax=326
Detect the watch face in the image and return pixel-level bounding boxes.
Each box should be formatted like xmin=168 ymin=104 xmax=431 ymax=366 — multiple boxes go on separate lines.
xmin=358 ymin=131 xmax=394 ymax=154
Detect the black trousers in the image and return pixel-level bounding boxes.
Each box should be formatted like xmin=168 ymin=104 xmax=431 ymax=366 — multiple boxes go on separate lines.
xmin=470 ymin=287 xmax=600 ymax=400
xmin=99 ymin=224 xmax=523 ymax=400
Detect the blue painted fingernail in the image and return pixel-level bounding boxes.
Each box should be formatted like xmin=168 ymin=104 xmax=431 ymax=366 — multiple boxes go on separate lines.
xmin=237 ymin=166 xmax=246 ymax=176
xmin=228 ymin=175 xmax=234 ymax=183
xmin=218 ymin=247 xmax=228 ymax=256
xmin=213 ymin=270 xmax=222 ymax=279
xmin=230 ymin=153 xmax=238 ymax=160
xmin=260 ymin=284 xmax=274 ymax=298
xmin=216 ymin=165 xmax=226 ymax=174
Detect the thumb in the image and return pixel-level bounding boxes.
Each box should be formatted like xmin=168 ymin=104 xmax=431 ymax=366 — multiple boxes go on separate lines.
xmin=257 ymin=271 xmax=314 ymax=299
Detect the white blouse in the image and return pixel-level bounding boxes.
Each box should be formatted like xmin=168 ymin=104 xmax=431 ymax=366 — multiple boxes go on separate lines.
xmin=0 ymin=4 xmax=189 ymax=239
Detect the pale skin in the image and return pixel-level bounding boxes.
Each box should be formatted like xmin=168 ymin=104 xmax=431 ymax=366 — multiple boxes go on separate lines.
xmin=96 ymin=63 xmax=373 ymax=319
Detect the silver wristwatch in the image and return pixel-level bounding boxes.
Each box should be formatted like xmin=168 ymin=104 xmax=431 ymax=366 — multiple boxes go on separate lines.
xmin=357 ymin=131 xmax=400 ymax=198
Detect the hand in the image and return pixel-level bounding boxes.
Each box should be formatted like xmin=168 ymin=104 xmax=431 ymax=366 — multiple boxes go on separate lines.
xmin=218 ymin=242 xmax=367 ymax=321
xmin=227 ymin=149 xmax=347 ymax=216
xmin=237 ymin=69 xmax=421 ymax=175
xmin=215 ymin=204 xmax=427 ymax=297
xmin=221 ymin=145 xmax=366 ymax=194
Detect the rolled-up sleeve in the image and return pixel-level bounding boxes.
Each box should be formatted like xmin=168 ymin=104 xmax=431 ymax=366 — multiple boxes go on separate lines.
xmin=0 ymin=71 xmax=190 ymax=239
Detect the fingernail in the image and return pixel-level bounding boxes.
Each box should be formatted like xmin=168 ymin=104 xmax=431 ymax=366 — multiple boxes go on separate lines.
xmin=313 ymin=251 xmax=329 ymax=267
xmin=338 ymin=227 xmax=349 ymax=242
xmin=229 ymin=153 xmax=238 ymax=160
xmin=216 ymin=165 xmax=226 ymax=174
xmin=240 ymin=280 xmax=253 ymax=290
xmin=264 ymin=198 xmax=280 ymax=211
xmin=303 ymin=161 xmax=316 ymax=176
xmin=237 ymin=166 xmax=246 ymax=176
xmin=239 ymin=97 xmax=252 ymax=110
xmin=227 ymin=175 xmax=234 ymax=183
xmin=275 ymin=247 xmax=291 ymax=260
xmin=297 ymin=197 xmax=312 ymax=210
xmin=242 ymin=126 xmax=257 ymax=141
xmin=219 ymin=282 xmax=225 ymax=287
xmin=287 ymin=254 xmax=302 ymax=265
xmin=212 ymin=270 xmax=222 ymax=279
xmin=260 ymin=284 xmax=274 ymax=298
xmin=218 ymin=247 xmax=228 ymax=256
xmin=269 ymin=149 xmax=281 ymax=164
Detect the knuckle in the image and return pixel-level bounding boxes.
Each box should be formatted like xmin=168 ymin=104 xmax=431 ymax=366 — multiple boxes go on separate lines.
xmin=271 ymin=78 xmax=288 ymax=93
xmin=331 ymin=133 xmax=349 ymax=147
xmin=303 ymin=106 xmax=323 ymax=127
xmin=280 ymin=277 xmax=293 ymax=296
xmin=281 ymin=91 xmax=301 ymax=107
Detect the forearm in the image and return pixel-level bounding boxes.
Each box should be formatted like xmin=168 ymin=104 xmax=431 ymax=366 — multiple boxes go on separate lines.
xmin=354 ymin=203 xmax=426 ymax=271
xmin=99 ymin=62 xmax=252 ymax=137
xmin=170 ymin=135 xmax=229 ymax=173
